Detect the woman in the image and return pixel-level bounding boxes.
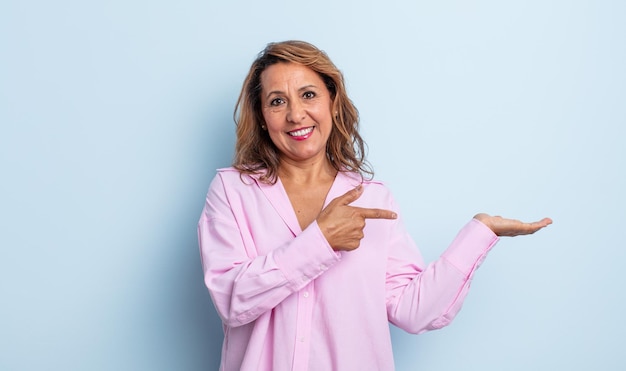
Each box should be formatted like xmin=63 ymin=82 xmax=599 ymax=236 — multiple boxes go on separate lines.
xmin=198 ymin=40 xmax=551 ymax=370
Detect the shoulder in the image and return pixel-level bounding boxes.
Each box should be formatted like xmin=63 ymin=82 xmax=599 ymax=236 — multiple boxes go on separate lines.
xmin=216 ymin=166 xmax=242 ymax=176
xmin=206 ymin=167 xmax=270 ymax=206
xmin=362 ymin=178 xmax=392 ymax=200
xmin=337 ymin=171 xmax=395 ymax=206
xmin=215 ymin=166 xmax=239 ymax=179
xmin=340 ymin=170 xmax=388 ymax=190
xmin=214 ymin=167 xmax=262 ymax=185
xmin=210 ymin=167 xmax=281 ymax=199
xmin=337 ymin=170 xmax=385 ymax=185
xmin=206 ymin=168 xmax=251 ymax=197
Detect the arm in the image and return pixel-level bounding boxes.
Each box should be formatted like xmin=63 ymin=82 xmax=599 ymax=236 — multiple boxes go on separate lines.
xmin=385 ymin=203 xmax=552 ymax=334
xmin=386 ymin=216 xmax=499 ymax=334
xmin=198 ymin=175 xmax=341 ymax=327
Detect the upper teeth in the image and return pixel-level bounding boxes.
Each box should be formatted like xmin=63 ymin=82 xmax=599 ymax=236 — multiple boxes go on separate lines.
xmin=289 ymin=127 xmax=313 ymax=136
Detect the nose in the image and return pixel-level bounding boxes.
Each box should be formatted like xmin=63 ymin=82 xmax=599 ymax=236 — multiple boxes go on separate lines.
xmin=286 ymin=100 xmax=306 ymax=124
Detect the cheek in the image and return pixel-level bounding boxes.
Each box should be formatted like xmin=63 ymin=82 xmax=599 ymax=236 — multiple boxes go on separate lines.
xmin=316 ymin=107 xmax=334 ymax=126
xmin=310 ymin=103 xmax=332 ymax=120
xmin=262 ymin=110 xmax=283 ymax=129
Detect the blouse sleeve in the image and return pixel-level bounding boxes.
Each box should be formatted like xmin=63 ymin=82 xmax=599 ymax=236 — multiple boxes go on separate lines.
xmin=198 ymin=174 xmax=341 ymax=327
xmin=385 ymin=203 xmax=499 ymax=334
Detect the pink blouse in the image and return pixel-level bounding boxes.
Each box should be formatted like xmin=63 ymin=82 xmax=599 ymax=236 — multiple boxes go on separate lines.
xmin=198 ymin=168 xmax=499 ymax=370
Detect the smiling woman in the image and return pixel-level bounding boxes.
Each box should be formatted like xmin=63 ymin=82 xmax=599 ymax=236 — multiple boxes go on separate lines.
xmin=260 ymin=63 xmax=334 ymax=166
xmin=197 ymin=40 xmax=552 ymax=371
xmin=232 ymin=41 xmax=369 ymax=185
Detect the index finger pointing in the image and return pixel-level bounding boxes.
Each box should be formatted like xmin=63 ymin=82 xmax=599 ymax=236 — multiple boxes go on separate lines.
xmin=355 ymin=207 xmax=398 ymax=220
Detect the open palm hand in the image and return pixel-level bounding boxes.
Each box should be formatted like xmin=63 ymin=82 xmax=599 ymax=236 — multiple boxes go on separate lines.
xmin=473 ymin=213 xmax=552 ymax=237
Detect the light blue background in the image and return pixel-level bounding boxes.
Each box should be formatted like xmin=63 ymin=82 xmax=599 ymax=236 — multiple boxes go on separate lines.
xmin=1 ymin=0 xmax=624 ymax=370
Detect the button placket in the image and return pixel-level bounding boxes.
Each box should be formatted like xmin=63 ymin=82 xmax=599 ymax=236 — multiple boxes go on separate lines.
xmin=292 ymin=282 xmax=315 ymax=370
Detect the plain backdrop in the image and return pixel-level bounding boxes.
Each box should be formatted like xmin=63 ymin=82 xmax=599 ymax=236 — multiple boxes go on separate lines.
xmin=1 ymin=0 xmax=624 ymax=370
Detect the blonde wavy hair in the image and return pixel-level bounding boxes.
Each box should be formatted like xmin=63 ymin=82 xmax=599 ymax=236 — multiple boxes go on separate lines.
xmin=233 ymin=40 xmax=372 ymax=184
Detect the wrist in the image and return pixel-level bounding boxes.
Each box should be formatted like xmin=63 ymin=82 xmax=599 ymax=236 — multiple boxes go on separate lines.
xmin=473 ymin=213 xmax=493 ymax=231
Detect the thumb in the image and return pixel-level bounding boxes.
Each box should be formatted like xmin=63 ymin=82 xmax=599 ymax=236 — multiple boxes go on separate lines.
xmin=337 ymin=185 xmax=364 ymax=205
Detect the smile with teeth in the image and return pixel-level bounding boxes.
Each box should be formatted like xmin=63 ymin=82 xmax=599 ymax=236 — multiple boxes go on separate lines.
xmin=287 ymin=126 xmax=314 ymax=138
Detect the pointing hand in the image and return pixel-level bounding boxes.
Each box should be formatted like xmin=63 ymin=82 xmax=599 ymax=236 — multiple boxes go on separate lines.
xmin=317 ymin=185 xmax=397 ymax=251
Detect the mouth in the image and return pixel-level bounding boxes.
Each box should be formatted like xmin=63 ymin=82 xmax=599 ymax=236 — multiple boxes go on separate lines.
xmin=287 ymin=126 xmax=314 ymax=140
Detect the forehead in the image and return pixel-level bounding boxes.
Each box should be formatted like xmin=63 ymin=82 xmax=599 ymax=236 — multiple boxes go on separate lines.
xmin=260 ymin=62 xmax=325 ymax=91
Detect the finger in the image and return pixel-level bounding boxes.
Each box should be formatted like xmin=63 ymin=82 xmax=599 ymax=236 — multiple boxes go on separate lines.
xmin=526 ymin=218 xmax=553 ymax=230
xmin=354 ymin=207 xmax=397 ymax=220
xmin=517 ymin=218 xmax=553 ymax=235
xmin=335 ymin=185 xmax=364 ymax=205
xmin=539 ymin=217 xmax=553 ymax=226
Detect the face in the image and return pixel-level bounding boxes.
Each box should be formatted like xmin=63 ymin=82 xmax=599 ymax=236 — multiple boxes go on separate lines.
xmin=260 ymin=62 xmax=334 ymax=165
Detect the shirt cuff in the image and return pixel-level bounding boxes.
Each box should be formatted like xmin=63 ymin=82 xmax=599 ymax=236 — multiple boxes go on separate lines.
xmin=272 ymin=220 xmax=342 ymax=291
xmin=440 ymin=218 xmax=499 ymax=277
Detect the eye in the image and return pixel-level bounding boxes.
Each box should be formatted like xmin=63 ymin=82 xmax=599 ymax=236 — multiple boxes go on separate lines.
xmin=303 ymin=91 xmax=316 ymax=99
xmin=270 ymin=97 xmax=285 ymax=106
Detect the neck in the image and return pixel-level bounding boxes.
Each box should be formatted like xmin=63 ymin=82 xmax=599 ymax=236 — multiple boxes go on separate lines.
xmin=278 ymin=157 xmax=337 ymax=185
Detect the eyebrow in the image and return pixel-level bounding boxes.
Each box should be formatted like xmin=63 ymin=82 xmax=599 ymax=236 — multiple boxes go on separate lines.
xmin=264 ymin=84 xmax=319 ymax=100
